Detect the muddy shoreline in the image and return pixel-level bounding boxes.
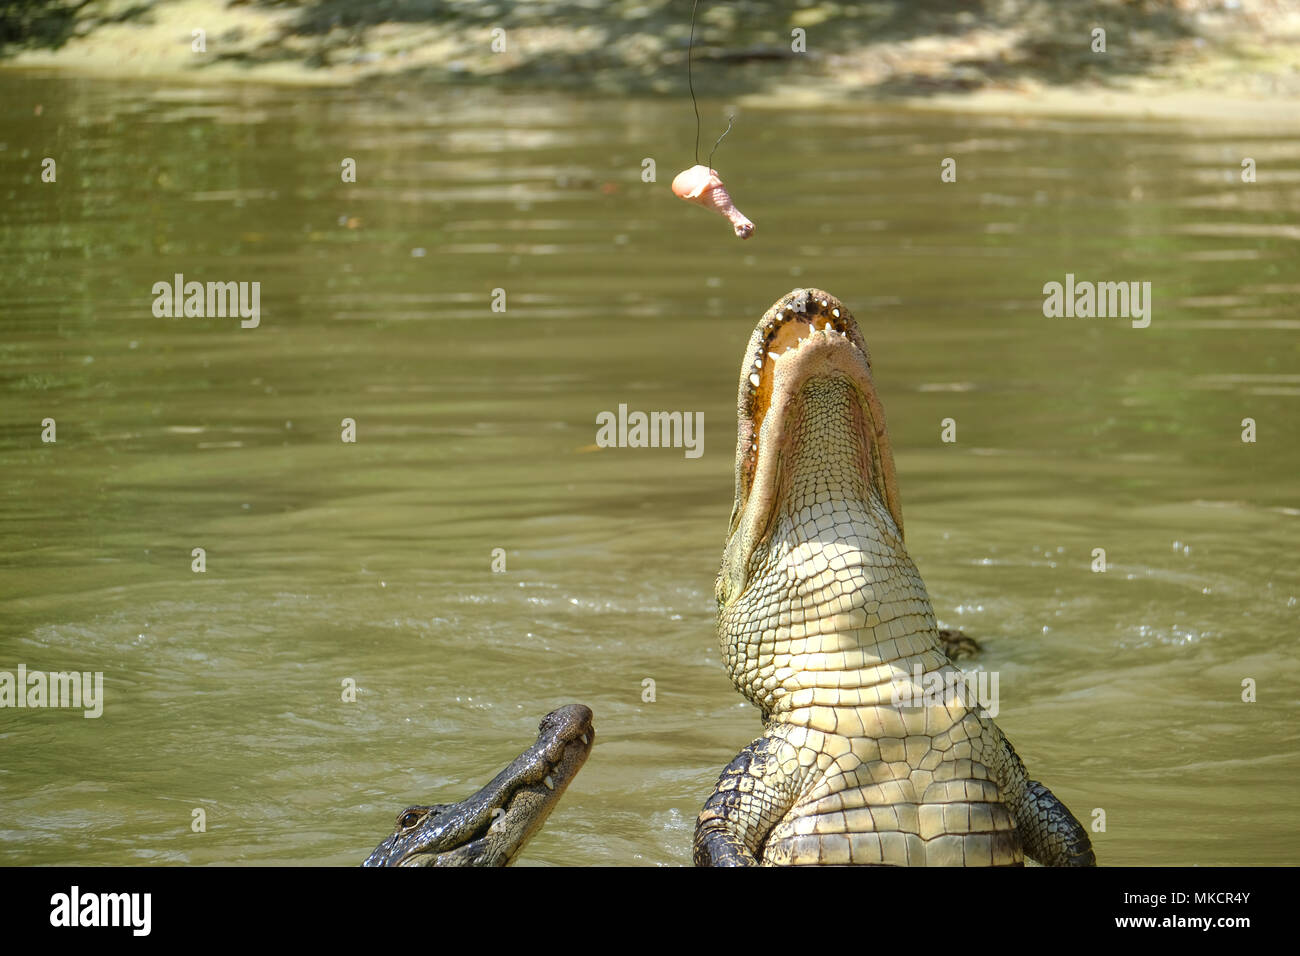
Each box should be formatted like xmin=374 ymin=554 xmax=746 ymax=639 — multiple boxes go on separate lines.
xmin=3 ymin=0 xmax=1299 ymax=123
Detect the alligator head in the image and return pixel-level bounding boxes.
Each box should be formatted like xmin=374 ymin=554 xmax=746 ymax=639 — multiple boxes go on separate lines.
xmin=716 ymin=288 xmax=922 ymax=718
xmin=362 ymin=704 xmax=594 ymax=867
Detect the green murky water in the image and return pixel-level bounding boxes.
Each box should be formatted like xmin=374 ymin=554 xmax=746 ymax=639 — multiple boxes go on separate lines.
xmin=1 ymin=75 xmax=1297 ymax=866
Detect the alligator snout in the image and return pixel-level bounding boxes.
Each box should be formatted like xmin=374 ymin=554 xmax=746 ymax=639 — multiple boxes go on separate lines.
xmin=363 ymin=704 xmax=595 ymax=867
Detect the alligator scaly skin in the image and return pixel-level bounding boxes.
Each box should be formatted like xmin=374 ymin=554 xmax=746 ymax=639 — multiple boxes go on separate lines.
xmin=695 ymin=290 xmax=1095 ymax=867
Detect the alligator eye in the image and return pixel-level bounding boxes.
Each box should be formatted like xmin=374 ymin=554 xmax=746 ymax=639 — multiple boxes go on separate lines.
xmin=398 ymin=810 xmax=424 ymax=830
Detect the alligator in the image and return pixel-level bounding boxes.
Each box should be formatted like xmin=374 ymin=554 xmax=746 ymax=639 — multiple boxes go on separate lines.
xmin=695 ymin=288 xmax=1096 ymax=867
xmin=363 ymin=704 xmax=594 ymax=866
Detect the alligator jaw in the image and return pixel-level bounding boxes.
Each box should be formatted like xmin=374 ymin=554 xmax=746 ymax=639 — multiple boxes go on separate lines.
xmin=362 ymin=704 xmax=595 ymax=867
xmin=719 ymin=288 xmax=904 ymax=605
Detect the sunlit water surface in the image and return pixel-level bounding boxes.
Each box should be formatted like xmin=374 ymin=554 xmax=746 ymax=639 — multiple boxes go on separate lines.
xmin=1 ymin=76 xmax=1297 ymax=865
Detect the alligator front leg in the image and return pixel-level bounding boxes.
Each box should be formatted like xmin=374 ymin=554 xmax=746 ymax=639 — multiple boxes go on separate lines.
xmin=938 ymin=628 xmax=980 ymax=660
xmin=995 ymin=733 xmax=1097 ymax=866
xmin=694 ymin=734 xmax=797 ymax=866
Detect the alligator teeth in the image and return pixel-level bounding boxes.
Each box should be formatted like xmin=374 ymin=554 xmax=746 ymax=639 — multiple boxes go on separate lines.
xmin=580 ymin=733 xmax=589 ymax=745
xmin=831 ymin=308 xmax=840 ymax=318
xmin=542 ymin=774 xmax=556 ymax=791
xmin=748 ymin=372 xmax=760 ymax=388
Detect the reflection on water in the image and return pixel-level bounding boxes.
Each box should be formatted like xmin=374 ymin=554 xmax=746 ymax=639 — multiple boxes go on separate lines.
xmin=0 ymin=76 xmax=1297 ymax=865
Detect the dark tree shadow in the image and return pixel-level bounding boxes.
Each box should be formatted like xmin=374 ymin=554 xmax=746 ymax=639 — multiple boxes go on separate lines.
xmin=234 ymin=0 xmax=1206 ymax=93
xmin=0 ymin=0 xmax=1218 ymax=94
xmin=1 ymin=0 xmax=87 ymax=48
xmin=1 ymin=0 xmax=153 ymax=52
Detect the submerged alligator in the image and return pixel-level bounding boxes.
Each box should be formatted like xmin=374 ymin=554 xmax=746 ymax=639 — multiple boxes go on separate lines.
xmin=363 ymin=704 xmax=593 ymax=866
xmin=694 ymin=288 xmax=1095 ymax=866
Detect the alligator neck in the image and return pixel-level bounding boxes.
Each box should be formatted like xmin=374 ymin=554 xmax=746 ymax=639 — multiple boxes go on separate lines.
xmin=720 ymin=489 xmax=945 ymax=724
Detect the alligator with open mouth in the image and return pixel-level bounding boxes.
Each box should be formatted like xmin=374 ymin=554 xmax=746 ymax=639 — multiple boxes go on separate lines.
xmin=363 ymin=703 xmax=594 ymax=866
xmin=365 ymin=289 xmax=1094 ymax=867
xmin=694 ymin=288 xmax=1096 ymax=866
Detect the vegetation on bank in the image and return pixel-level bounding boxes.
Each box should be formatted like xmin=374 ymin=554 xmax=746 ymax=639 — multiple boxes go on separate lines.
xmin=2 ymin=0 xmax=1298 ymax=102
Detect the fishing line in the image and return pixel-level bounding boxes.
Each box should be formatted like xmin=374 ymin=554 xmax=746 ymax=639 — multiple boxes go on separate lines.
xmin=707 ymin=115 xmax=733 ymax=171
xmin=688 ymin=0 xmax=735 ymax=170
